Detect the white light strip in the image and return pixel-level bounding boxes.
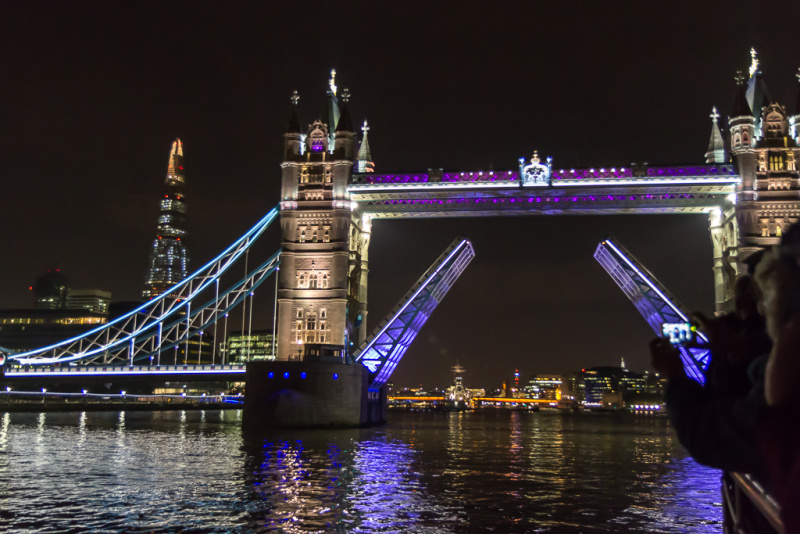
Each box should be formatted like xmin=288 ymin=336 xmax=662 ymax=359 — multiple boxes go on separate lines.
xmin=6 ymin=368 xmax=246 ymax=377
xmin=558 ymin=178 xmax=740 ymax=187
xmin=356 ymin=240 xmax=470 ymax=362
xmin=603 ymin=239 xmax=709 ymax=343
xmin=348 ymin=177 xmax=740 ymax=194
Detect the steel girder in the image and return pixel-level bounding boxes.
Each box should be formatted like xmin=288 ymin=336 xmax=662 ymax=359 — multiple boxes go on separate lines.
xmin=594 ymin=237 xmax=709 ymax=383
xmin=11 ymin=207 xmax=280 ymax=366
xmin=354 ymin=237 xmax=475 ymax=391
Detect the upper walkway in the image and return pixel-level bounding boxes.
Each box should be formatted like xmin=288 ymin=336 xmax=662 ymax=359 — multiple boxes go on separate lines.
xmin=348 ymin=164 xmax=739 ymax=218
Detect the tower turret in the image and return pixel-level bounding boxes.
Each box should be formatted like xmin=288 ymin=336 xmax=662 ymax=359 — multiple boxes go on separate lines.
xmin=142 ymin=139 xmax=189 ymax=300
xmin=746 ymin=48 xmax=772 ymax=138
xmin=325 ymin=69 xmax=340 ymax=147
xmin=730 ymin=71 xmax=755 ymax=154
xmin=284 ymin=91 xmax=304 ymax=161
xmin=705 ymin=107 xmax=726 ymax=163
xmin=357 ymin=120 xmax=375 ymax=173
xmin=333 ymin=88 xmax=356 ymax=161
xmin=789 ymin=68 xmax=800 ymax=143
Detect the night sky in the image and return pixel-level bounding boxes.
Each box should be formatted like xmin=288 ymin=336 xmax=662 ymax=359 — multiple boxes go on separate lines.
xmin=2 ymin=2 xmax=800 ymax=389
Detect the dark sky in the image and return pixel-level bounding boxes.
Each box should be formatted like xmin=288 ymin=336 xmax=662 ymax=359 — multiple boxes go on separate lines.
xmin=2 ymin=2 xmax=800 ymax=389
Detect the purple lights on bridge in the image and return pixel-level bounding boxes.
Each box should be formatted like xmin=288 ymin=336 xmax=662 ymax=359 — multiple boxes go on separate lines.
xmin=353 ymin=165 xmax=736 ymax=186
xmin=370 ymin=193 xmax=714 ymax=207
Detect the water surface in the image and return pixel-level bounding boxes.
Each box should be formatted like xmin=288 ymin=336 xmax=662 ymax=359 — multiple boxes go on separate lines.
xmin=0 ymin=409 xmax=721 ymax=533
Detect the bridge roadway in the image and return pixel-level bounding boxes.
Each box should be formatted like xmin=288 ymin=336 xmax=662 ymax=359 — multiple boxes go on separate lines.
xmin=3 ymin=364 xmax=246 ymax=385
xmin=348 ymin=164 xmax=739 ymax=218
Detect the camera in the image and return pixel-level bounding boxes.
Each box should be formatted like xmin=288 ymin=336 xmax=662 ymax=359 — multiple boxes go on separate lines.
xmin=662 ymin=322 xmax=694 ymax=345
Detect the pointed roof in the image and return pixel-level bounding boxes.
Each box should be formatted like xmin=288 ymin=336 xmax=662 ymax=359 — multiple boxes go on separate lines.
xmin=167 ymin=138 xmax=183 ymax=176
xmin=285 ymin=90 xmax=302 ymax=134
xmin=705 ymin=107 xmax=726 ymax=163
xmin=793 ymin=67 xmax=800 ymax=117
xmin=325 ymin=69 xmax=340 ymax=134
xmin=357 ymin=120 xmax=374 ymax=172
xmin=731 ymin=71 xmax=752 ymax=118
xmin=745 ymin=48 xmax=772 ymax=122
xmin=335 ymin=88 xmax=354 ymax=132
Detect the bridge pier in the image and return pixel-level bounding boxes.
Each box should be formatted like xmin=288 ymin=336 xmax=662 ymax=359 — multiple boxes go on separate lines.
xmin=242 ymin=361 xmax=386 ymax=429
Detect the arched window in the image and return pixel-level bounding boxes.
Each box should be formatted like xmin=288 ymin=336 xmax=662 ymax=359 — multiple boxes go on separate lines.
xmin=298 ymin=273 xmax=307 ymax=288
xmin=320 ymin=308 xmax=327 ymax=319
xmin=322 ymin=274 xmax=329 ymax=288
xmin=742 ymin=132 xmax=750 ymax=146
xmin=296 ymin=308 xmax=303 ymax=318
xmin=306 ymin=315 xmax=316 ymax=331
xmin=311 ymin=227 xmax=318 ymax=242
xmin=299 ymin=227 xmax=306 ymax=243
xmin=309 ymin=274 xmax=318 ymax=289
xmin=323 ymin=228 xmax=330 ymax=243
xmin=733 ymin=133 xmax=741 ymax=147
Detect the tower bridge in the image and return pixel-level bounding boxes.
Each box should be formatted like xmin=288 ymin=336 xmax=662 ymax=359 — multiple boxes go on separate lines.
xmin=3 ymin=55 xmax=800 ymax=427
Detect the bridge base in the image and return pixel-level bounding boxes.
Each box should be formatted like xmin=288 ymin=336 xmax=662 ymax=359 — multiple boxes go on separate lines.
xmin=242 ymin=361 xmax=386 ymax=429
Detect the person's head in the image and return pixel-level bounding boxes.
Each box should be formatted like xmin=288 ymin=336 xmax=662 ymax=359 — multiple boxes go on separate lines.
xmin=755 ymin=223 xmax=800 ymax=340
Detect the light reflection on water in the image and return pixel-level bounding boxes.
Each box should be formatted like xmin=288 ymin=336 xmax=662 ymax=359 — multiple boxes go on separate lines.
xmin=0 ymin=409 xmax=721 ymax=533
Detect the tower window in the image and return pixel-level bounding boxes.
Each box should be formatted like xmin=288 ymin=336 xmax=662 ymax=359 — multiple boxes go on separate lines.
xmin=306 ymin=314 xmax=316 ymax=331
xmin=323 ymin=228 xmax=330 ymax=243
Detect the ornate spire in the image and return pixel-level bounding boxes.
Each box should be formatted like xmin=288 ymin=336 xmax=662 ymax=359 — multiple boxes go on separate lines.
xmin=335 ymin=88 xmax=354 ymax=133
xmin=357 ymin=119 xmax=374 ymax=172
xmin=731 ymin=70 xmax=752 ymax=118
xmin=794 ymin=67 xmax=800 ymax=117
xmin=749 ymin=47 xmax=759 ymax=78
xmin=706 ymin=106 xmax=726 ymax=163
xmin=328 ymin=68 xmax=337 ymax=96
xmin=286 ymin=90 xmax=302 ymax=134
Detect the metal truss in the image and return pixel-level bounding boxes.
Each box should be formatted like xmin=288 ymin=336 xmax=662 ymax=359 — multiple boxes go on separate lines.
xmin=594 ymin=237 xmax=709 ymax=383
xmin=355 ymin=237 xmax=475 ymax=391
xmin=11 ymin=207 xmax=280 ymax=366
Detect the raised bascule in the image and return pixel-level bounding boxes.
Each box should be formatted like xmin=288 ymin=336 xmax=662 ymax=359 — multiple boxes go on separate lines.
xmin=3 ymin=52 xmax=800 ymax=428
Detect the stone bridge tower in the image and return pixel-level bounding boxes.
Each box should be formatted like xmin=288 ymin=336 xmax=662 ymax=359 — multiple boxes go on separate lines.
xmin=275 ymin=74 xmax=370 ymax=361
xmin=703 ymin=53 xmax=800 ymax=313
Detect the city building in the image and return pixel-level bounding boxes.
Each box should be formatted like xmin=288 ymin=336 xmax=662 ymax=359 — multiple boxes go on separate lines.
xmin=0 ymin=309 xmax=107 ymax=352
xmin=32 ymin=270 xmax=68 ymax=309
xmin=561 ymin=371 xmax=586 ymax=404
xmin=523 ymin=375 xmax=562 ymax=400
xmin=65 ymin=289 xmax=111 ymax=315
xmin=142 ymin=139 xmax=189 ymax=300
xmin=224 ymin=330 xmax=275 ymax=363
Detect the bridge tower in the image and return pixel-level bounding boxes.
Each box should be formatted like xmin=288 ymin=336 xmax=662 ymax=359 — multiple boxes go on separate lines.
xmin=276 ymin=73 xmax=366 ymax=361
xmin=728 ymin=57 xmax=800 ymax=300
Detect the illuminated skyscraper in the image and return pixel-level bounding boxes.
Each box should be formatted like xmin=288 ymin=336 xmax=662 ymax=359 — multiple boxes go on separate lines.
xmin=142 ymin=139 xmax=189 ymax=299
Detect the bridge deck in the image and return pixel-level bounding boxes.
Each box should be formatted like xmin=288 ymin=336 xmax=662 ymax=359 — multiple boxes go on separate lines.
xmin=349 ymin=165 xmax=738 ymax=218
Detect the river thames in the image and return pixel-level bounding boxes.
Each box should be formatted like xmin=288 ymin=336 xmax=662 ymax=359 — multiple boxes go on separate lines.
xmin=0 ymin=409 xmax=721 ymax=533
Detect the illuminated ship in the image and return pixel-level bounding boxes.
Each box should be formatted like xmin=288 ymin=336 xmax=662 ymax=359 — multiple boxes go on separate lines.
xmin=445 ymin=363 xmax=471 ymax=411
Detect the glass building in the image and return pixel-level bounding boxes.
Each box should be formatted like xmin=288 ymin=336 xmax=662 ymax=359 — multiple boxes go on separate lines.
xmin=142 ymin=139 xmax=189 ymax=300
xmin=224 ymin=330 xmax=275 ymax=363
